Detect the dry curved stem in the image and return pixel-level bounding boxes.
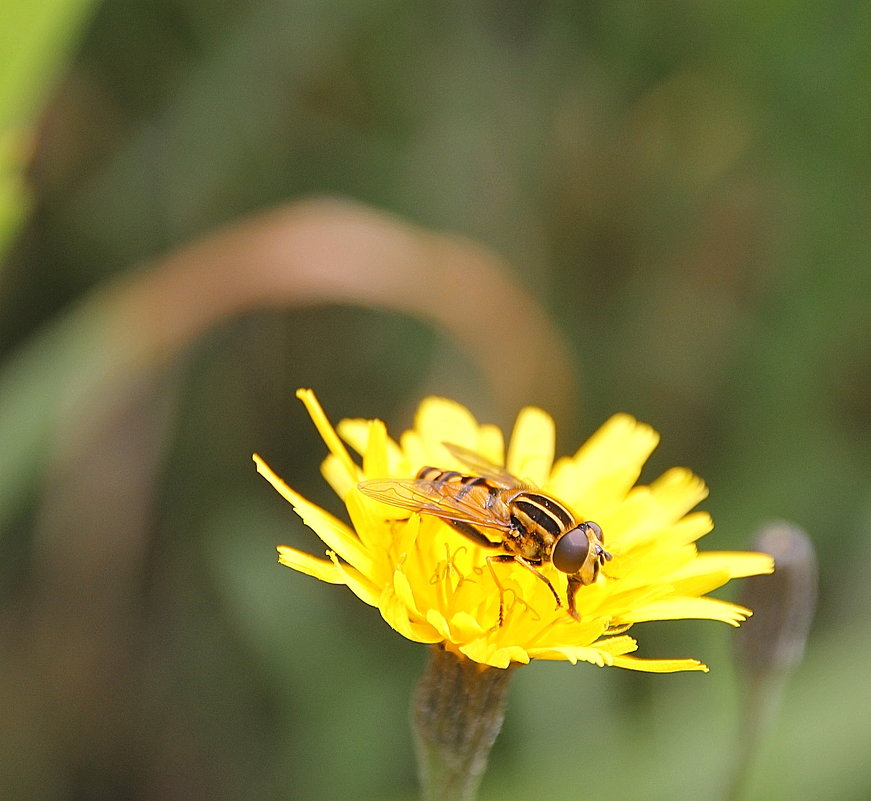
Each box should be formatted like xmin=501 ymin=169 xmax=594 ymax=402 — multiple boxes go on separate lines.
xmin=111 ymin=196 xmax=577 ymax=419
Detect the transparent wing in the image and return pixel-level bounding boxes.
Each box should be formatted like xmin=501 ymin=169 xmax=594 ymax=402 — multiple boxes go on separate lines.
xmin=441 ymin=442 xmax=528 ymax=489
xmin=357 ymin=478 xmax=512 ymax=531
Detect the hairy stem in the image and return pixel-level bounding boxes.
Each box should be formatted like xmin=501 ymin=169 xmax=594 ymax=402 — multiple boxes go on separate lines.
xmin=412 ymin=645 xmax=514 ymax=801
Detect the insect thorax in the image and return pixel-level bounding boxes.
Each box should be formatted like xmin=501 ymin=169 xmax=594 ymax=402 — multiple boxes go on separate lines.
xmin=506 ymin=490 xmax=574 ymax=561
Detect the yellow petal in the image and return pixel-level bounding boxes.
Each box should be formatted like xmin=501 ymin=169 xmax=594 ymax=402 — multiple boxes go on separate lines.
xmin=254 ymin=454 xmax=374 ymax=578
xmin=448 ymin=611 xmax=488 ymax=641
xmin=362 ymin=419 xmax=390 ymax=479
xmin=296 ymin=389 xmax=360 ymax=481
xmin=425 ymin=609 xmax=453 ymax=640
xmin=581 ymin=414 xmax=660 ymax=466
xmin=459 ymin=640 xmax=530 ymax=669
xmin=344 ymin=490 xmax=393 ymax=562
xmin=659 ymin=511 xmax=715 ymax=546
xmin=696 ymin=550 xmax=775 ymax=578
xmin=337 ymin=417 xmax=405 ymax=475
xmin=326 ymin=551 xmax=381 ymax=607
xmin=335 ymin=418 xmax=369 ymax=454
xmin=506 ymin=406 xmax=555 ymax=486
xmin=525 ymin=646 xmax=608 ymax=665
xmin=548 ymin=414 xmax=659 ymax=508
xmin=646 ymin=467 xmax=710 ymax=520
xmin=525 ymin=635 xmax=635 ymax=665
xmin=611 ymin=655 xmax=709 ymax=673
xmin=379 ymin=590 xmax=443 ymax=643
xmin=320 ymin=453 xmax=355 ymax=498
xmin=622 ymin=596 xmax=752 ymax=626
xmin=476 ymin=424 xmax=505 ymax=465
xmin=393 ymin=568 xmax=423 ymax=617
xmin=666 ymin=551 xmax=774 ymax=596
xmin=398 ymin=430 xmax=427 ymax=473
xmin=415 ymin=397 xmax=480 ymax=454
xmin=277 ymin=546 xmax=344 ymax=583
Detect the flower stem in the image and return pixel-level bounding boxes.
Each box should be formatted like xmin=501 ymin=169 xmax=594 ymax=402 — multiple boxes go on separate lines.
xmin=412 ymin=645 xmax=514 ymax=801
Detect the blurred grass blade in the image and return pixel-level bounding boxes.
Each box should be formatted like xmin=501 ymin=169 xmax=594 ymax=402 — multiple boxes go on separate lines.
xmin=0 ymin=0 xmax=100 ymax=261
xmin=0 ymin=127 xmax=30 ymax=257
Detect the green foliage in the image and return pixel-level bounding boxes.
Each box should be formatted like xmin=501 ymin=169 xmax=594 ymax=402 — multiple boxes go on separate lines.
xmin=0 ymin=0 xmax=99 ymax=259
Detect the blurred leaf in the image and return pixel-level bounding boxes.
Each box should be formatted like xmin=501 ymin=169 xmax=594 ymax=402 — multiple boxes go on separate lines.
xmin=0 ymin=0 xmax=99 ymax=260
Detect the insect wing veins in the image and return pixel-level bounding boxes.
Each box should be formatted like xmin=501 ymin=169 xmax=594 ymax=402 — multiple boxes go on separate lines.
xmin=441 ymin=442 xmax=529 ymax=489
xmin=357 ymin=478 xmax=512 ymax=532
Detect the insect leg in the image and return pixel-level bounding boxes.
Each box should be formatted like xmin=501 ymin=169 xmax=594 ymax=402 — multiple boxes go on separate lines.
xmin=566 ymin=575 xmax=583 ymax=621
xmin=446 ymin=520 xmax=503 ymax=550
xmin=485 ymin=554 xmax=516 ymax=627
xmin=512 ymin=557 xmax=563 ymax=611
xmin=485 ymin=554 xmax=563 ymax=626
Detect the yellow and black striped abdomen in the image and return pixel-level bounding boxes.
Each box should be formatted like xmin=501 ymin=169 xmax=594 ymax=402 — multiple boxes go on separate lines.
xmin=414 ymin=467 xmax=500 ymax=505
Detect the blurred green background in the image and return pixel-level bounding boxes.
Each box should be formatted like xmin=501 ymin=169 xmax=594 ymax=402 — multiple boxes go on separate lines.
xmin=2 ymin=2 xmax=870 ymax=799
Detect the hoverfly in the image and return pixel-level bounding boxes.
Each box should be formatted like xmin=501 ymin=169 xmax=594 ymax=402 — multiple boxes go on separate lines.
xmin=357 ymin=443 xmax=611 ymax=625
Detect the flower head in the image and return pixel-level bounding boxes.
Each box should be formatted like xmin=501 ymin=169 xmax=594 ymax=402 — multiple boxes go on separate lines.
xmin=255 ymin=390 xmax=773 ymax=671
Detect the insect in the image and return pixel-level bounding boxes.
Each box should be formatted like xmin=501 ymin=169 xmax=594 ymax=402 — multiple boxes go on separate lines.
xmin=357 ymin=443 xmax=611 ymax=624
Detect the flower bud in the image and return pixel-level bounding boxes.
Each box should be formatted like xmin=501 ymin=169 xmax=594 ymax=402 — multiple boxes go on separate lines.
xmin=734 ymin=521 xmax=817 ymax=679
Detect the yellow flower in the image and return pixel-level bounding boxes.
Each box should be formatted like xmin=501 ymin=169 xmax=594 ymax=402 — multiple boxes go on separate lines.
xmin=255 ymin=389 xmax=773 ymax=671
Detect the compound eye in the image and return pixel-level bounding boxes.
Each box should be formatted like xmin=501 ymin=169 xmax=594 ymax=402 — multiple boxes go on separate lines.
xmin=585 ymin=520 xmax=603 ymax=543
xmin=552 ymin=526 xmax=591 ymax=574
